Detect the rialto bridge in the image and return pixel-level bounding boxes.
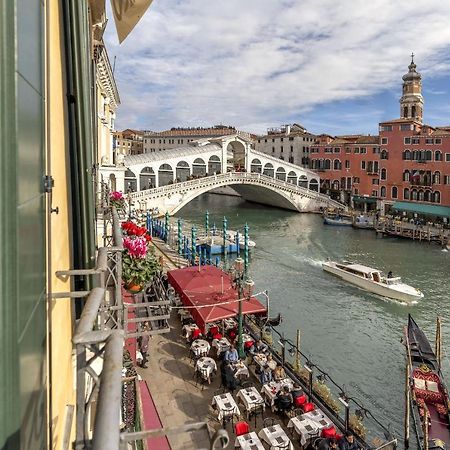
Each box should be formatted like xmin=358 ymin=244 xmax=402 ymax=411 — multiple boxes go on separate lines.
xmin=101 ymin=135 xmax=344 ymax=214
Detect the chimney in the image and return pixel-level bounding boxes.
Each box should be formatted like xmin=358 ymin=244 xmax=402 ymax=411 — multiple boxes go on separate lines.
xmin=285 ymin=124 xmax=291 ymax=135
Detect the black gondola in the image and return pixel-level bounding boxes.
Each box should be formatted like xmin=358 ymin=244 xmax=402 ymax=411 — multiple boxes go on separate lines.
xmin=406 ymin=315 xmax=450 ymax=450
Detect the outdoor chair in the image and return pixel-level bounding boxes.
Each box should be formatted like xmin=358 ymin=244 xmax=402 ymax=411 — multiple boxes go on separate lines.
xmin=234 ymin=421 xmax=250 ymax=437
xmin=249 ymin=399 xmax=265 ymax=427
xmin=222 ymin=405 xmax=236 ymax=428
xmin=263 ymin=417 xmax=276 ymax=428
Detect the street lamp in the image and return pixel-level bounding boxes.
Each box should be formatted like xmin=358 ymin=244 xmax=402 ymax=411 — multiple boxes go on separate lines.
xmin=231 ymin=257 xmax=254 ymax=359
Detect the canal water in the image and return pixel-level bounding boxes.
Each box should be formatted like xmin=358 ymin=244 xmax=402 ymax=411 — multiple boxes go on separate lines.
xmin=176 ymin=193 xmax=450 ymax=447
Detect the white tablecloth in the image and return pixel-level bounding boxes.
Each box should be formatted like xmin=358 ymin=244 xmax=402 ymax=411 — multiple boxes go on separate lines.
xmin=233 ymin=362 xmax=250 ymax=378
xmin=212 ymin=337 xmax=231 ymax=355
xmin=223 ymin=318 xmax=237 ymax=330
xmin=212 ymin=393 xmax=240 ymax=421
xmin=301 ymin=408 xmax=334 ymax=430
xmin=234 ymin=432 xmax=265 ymax=449
xmin=258 ymin=424 xmax=294 ymax=450
xmin=242 ymin=333 xmax=254 ymax=344
xmin=190 ymin=339 xmax=210 ymax=357
xmin=261 ymin=378 xmax=294 ymax=407
xmin=237 ymin=387 xmax=265 ymax=414
xmin=287 ymin=416 xmax=320 ymax=446
xmin=195 ymin=357 xmax=217 ymax=383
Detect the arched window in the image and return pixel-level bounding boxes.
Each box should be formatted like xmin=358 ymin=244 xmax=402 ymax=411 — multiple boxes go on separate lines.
xmin=418 ymin=190 xmax=424 ymax=201
xmin=192 ymin=158 xmax=206 ymax=176
xmin=158 ymin=163 xmax=174 ymax=186
xmin=287 ymin=171 xmax=297 ymax=184
xmin=125 ymin=169 xmax=137 ymax=192
xmin=332 ymin=180 xmax=340 ymax=190
xmin=434 ymin=171 xmax=441 ymax=184
xmin=298 ymin=175 xmax=308 ymax=188
xmin=403 ymin=188 xmax=410 ymax=200
xmin=276 ymin=167 xmax=286 ymax=181
xmin=324 ymin=159 xmax=331 ymax=170
xmin=392 ymin=186 xmax=398 ymax=199
xmin=435 ymin=150 xmax=442 ymax=161
xmin=434 ymin=191 xmax=441 ymax=203
xmin=403 ymin=170 xmax=410 ymax=182
xmin=208 ymin=155 xmax=221 ymax=174
xmin=425 ymin=150 xmax=432 ymax=161
xmin=411 ymin=189 xmax=418 ymax=201
xmin=380 ymin=186 xmax=386 ymax=197
xmin=139 ymin=167 xmax=156 ymax=190
xmin=176 ymin=161 xmax=190 ymax=181
xmin=380 ymin=168 xmax=387 ymax=180
xmin=403 ymin=150 xmax=411 ymax=160
xmin=424 ymin=190 xmax=431 ymax=202
xmin=411 ymin=105 xmax=416 ymax=117
xmin=333 ymin=159 xmax=341 ymax=170
xmin=250 ymin=158 xmax=262 ymax=173
xmin=380 ymin=150 xmax=388 ymax=160
xmin=309 ymin=178 xmax=319 ymax=192
xmin=412 ymin=151 xmax=418 ymax=161
xmin=263 ymin=163 xmax=274 ymax=177
xmin=403 ymin=106 xmax=408 ymax=118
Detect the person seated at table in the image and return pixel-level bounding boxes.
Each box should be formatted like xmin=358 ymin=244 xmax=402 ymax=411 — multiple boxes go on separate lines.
xmin=291 ymin=382 xmax=303 ymax=400
xmin=266 ymin=353 xmax=277 ymax=370
xmin=274 ymin=385 xmax=293 ymax=413
xmin=224 ymin=344 xmax=239 ymax=363
xmin=338 ymin=432 xmax=359 ymax=450
xmin=273 ymin=363 xmax=286 ymax=381
xmin=318 ymin=438 xmax=339 ymax=450
xmin=249 ymin=339 xmax=269 ymax=356
xmin=259 ymin=364 xmax=273 ymax=385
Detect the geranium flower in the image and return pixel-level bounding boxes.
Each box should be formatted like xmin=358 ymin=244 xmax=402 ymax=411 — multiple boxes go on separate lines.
xmin=123 ymin=237 xmax=147 ymax=258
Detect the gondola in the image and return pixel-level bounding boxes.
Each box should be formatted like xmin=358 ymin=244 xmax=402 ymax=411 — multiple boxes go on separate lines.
xmin=405 ymin=315 xmax=450 ymax=450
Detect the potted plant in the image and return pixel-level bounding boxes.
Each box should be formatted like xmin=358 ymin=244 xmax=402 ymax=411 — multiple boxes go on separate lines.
xmin=110 ymin=191 xmax=126 ymax=210
xmin=122 ymin=236 xmax=160 ymax=293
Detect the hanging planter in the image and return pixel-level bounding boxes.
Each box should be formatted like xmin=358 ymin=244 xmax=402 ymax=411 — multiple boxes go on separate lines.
xmin=124 ymin=280 xmax=144 ymax=294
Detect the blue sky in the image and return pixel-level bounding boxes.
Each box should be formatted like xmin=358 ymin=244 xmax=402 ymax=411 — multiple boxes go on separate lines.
xmin=105 ymin=0 xmax=450 ymax=136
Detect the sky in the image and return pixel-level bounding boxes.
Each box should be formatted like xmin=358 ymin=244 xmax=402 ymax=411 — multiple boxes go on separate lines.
xmin=105 ymin=0 xmax=450 ymax=136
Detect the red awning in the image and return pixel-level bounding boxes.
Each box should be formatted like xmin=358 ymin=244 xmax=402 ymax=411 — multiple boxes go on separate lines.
xmin=167 ymin=265 xmax=267 ymax=332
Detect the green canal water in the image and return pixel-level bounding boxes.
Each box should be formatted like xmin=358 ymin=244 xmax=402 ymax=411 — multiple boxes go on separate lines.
xmin=176 ymin=193 xmax=450 ymax=446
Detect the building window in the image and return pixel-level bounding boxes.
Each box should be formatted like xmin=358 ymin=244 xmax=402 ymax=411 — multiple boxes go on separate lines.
xmin=380 ymin=150 xmax=389 ymax=160
xmin=404 ymin=137 xmax=411 ymax=144
xmin=380 ymin=186 xmax=386 ymax=197
xmin=434 ymin=171 xmax=441 ymax=184
xmin=444 ymin=175 xmax=450 ymax=185
xmin=272 ymin=147 xmax=275 ymax=153
xmin=334 ymin=147 xmax=341 ymax=153
xmin=360 ymin=147 xmax=367 ymax=154
xmin=354 ymin=147 xmax=360 ymax=154
xmin=289 ymin=137 xmax=294 ymax=141
xmin=373 ymin=147 xmax=380 ymax=154
xmin=345 ymin=147 xmax=351 ymax=154
xmin=372 ymin=178 xmax=379 ymax=185
xmin=403 ymin=150 xmax=411 ymax=160
xmin=353 ymin=177 xmax=360 ymax=183
xmin=425 ymin=138 xmax=433 ymax=144
xmin=392 ymin=186 xmax=398 ymax=199
xmin=280 ymin=146 xmax=283 ymax=153
xmin=435 ymin=138 xmax=442 ymax=144
xmin=361 ymin=161 xmax=366 ymax=170
xmin=435 ymin=151 xmax=442 ymax=161
xmin=280 ymin=137 xmax=284 ymax=142
xmin=325 ymin=147 xmax=333 ymax=153
xmin=380 ymin=168 xmax=387 ymax=180
xmin=380 ymin=126 xmax=392 ymax=132
xmin=372 ymin=190 xmax=378 ymax=197
xmin=434 ymin=191 xmax=441 ymax=203
xmin=400 ymin=124 xmax=412 ymax=131
xmin=404 ymin=188 xmax=410 ymax=200
xmin=333 ymin=159 xmax=341 ymax=170
xmin=290 ymin=146 xmax=293 ymax=152
xmin=403 ymin=170 xmax=410 ymax=182
xmin=412 ymin=137 xmax=420 ymax=144
xmin=381 ymin=137 xmax=388 ymax=144
xmin=345 ymin=160 xmax=350 ymax=169
xmin=265 ymin=139 xmax=267 ymax=143
xmin=272 ymin=138 xmax=275 ymax=142
xmin=445 ymin=153 xmax=450 ymax=162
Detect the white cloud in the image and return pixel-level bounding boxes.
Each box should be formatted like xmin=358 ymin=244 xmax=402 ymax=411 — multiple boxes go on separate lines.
xmin=105 ymin=0 xmax=450 ymax=134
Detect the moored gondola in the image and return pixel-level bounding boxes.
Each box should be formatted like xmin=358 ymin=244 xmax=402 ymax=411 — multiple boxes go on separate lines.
xmin=405 ymin=315 xmax=450 ymax=450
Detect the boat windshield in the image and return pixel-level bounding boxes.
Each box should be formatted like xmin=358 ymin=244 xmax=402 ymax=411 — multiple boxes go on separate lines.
xmin=383 ymin=276 xmax=402 ymax=285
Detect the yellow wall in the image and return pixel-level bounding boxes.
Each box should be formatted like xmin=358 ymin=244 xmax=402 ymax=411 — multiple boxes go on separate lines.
xmin=47 ymin=0 xmax=76 ymax=448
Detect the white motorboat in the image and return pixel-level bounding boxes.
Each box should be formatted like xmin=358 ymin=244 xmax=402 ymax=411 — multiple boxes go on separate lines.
xmin=226 ymin=230 xmax=256 ymax=249
xmin=322 ymin=261 xmax=424 ymax=304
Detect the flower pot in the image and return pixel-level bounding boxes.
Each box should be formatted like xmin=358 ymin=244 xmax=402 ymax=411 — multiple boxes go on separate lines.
xmin=124 ymin=281 xmax=143 ymax=294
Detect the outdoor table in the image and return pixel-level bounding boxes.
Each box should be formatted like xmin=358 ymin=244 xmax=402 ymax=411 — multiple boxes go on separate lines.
xmin=182 ymin=323 xmax=200 ymax=340
xmin=261 ymin=378 xmax=294 ymax=409
xmin=195 ymin=357 xmax=217 ymax=383
xmin=253 ymin=353 xmax=267 ymax=368
xmin=234 ymin=432 xmax=265 ymax=449
xmin=212 ymin=392 xmax=240 ymax=422
xmin=258 ymin=424 xmax=294 ymax=450
xmin=212 ymin=337 xmax=231 ymax=356
xmin=242 ymin=333 xmax=254 ymax=345
xmin=287 ymin=416 xmax=320 ymax=446
xmin=178 ymin=309 xmax=193 ymax=324
xmin=236 ymin=387 xmax=265 ymax=417
xmin=233 ymin=361 xmax=249 ymax=379
xmin=301 ymin=408 xmax=334 ymax=430
xmin=223 ymin=318 xmax=237 ymax=330
xmin=190 ymin=339 xmax=210 ymax=357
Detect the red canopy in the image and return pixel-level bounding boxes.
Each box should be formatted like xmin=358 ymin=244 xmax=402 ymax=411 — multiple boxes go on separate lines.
xmin=167 ymin=265 xmax=267 ymax=332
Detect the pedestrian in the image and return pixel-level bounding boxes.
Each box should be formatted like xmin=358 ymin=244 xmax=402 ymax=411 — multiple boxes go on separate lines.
xmin=137 ymin=323 xmax=150 ymax=368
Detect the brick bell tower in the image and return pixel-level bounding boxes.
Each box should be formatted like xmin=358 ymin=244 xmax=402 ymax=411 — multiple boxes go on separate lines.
xmin=400 ymin=53 xmax=423 ymax=123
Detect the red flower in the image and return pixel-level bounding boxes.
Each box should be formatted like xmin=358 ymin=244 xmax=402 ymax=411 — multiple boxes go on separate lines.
xmin=144 ymin=233 xmax=152 ymax=242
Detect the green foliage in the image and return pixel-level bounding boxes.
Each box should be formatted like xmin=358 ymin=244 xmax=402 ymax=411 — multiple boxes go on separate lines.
xmin=122 ymin=246 xmax=160 ymax=285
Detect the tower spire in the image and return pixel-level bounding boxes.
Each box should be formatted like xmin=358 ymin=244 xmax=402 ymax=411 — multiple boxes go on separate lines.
xmin=400 ymin=55 xmax=423 ymax=123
